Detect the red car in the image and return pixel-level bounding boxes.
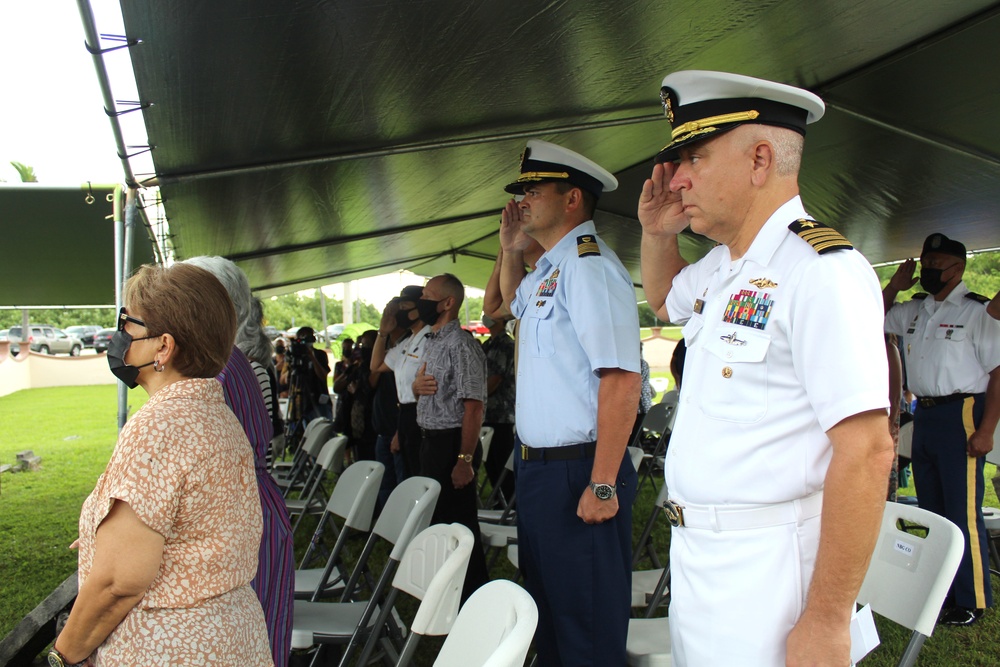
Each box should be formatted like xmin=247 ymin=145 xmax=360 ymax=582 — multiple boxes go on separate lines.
xmin=463 ymin=320 xmax=489 ymax=336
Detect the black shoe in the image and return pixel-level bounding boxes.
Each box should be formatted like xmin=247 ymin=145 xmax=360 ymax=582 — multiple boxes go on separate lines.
xmin=939 ymin=607 xmax=985 ymax=626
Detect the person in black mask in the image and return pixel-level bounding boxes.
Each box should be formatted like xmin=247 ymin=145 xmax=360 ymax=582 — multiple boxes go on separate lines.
xmin=54 ymin=263 xmax=273 ymax=667
xmin=370 ymin=285 xmax=431 ymax=479
xmin=884 ymin=232 xmax=1000 ymax=626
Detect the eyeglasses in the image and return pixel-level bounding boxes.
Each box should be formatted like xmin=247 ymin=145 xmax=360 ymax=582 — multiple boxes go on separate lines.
xmin=117 ymin=307 xmax=148 ymax=331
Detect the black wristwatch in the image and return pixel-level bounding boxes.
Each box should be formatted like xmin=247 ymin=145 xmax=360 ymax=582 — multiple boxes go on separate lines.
xmin=589 ymin=481 xmax=616 ymax=501
xmin=48 ymin=648 xmax=86 ymax=667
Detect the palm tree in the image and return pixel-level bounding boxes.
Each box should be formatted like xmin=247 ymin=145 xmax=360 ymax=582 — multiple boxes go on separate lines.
xmin=10 ymin=161 xmax=38 ymax=182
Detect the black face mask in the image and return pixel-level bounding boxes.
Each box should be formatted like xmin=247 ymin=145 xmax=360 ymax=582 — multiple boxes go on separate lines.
xmin=415 ymin=298 xmax=442 ymax=325
xmin=919 ymin=268 xmax=949 ymax=295
xmin=107 ymin=329 xmax=157 ymax=389
xmin=395 ymin=307 xmax=416 ymax=329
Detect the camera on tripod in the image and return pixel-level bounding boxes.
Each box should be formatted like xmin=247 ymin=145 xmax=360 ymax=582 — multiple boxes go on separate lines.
xmin=288 ymin=338 xmax=312 ymax=368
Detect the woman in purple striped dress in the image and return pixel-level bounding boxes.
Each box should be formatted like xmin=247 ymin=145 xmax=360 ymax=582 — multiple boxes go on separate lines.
xmin=186 ymin=256 xmax=294 ymax=667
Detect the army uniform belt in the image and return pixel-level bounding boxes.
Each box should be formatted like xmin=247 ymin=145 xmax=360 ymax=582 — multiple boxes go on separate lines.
xmin=917 ymin=393 xmax=974 ymax=409
xmin=520 ymin=442 xmax=597 ymax=462
xmin=663 ymin=492 xmax=823 ymax=531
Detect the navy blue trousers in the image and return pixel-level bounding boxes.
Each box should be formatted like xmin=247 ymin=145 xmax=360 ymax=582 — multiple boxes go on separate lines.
xmin=516 ymin=446 xmax=636 ymax=667
xmin=912 ymin=394 xmax=993 ymax=610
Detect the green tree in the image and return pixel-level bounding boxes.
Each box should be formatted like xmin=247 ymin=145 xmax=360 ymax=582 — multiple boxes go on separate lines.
xmin=875 ymin=251 xmax=1000 ymax=304
xmin=10 ymin=161 xmax=37 ymax=182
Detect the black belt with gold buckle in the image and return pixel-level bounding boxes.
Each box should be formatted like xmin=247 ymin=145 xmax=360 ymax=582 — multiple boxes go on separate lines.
xmin=917 ymin=393 xmax=973 ymax=409
xmin=520 ymin=442 xmax=597 ymax=462
xmin=662 ymin=499 xmax=685 ymax=527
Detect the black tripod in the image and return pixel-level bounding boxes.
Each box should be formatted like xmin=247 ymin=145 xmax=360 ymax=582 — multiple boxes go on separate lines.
xmin=283 ymin=354 xmax=318 ymax=453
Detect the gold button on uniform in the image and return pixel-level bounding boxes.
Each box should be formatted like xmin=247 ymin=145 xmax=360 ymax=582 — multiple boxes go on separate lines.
xmin=722 ymin=366 xmax=733 ymax=378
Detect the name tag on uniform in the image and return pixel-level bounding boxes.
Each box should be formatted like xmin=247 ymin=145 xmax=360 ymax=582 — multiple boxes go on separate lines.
xmin=693 ymin=298 xmax=705 ymax=314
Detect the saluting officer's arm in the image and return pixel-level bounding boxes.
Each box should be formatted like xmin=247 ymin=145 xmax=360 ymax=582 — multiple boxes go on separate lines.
xmin=499 ymin=248 xmax=526 ymax=314
xmin=484 ymin=248 xmax=514 ymax=320
xmin=640 ymin=233 xmax=687 ymax=322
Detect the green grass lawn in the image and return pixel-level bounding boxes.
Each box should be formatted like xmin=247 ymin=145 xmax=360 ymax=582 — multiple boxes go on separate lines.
xmin=2 ymin=385 xmax=999 ymax=666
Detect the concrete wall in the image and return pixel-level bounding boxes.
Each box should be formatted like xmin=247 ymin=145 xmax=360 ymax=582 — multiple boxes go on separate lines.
xmin=0 ymin=343 xmax=115 ymax=398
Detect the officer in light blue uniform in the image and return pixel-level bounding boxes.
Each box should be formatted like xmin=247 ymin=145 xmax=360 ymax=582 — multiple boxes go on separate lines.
xmin=497 ymin=140 xmax=641 ymax=666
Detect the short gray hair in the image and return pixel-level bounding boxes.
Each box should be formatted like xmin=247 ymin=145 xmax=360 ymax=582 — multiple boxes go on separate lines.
xmin=182 ymin=256 xmax=273 ymax=368
xmin=744 ymin=125 xmax=804 ymax=177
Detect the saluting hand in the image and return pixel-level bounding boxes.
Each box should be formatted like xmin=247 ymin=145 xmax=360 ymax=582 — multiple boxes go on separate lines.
xmin=379 ymin=298 xmax=400 ymax=334
xmin=887 ymin=258 xmax=919 ymax=292
xmin=637 ymin=162 xmax=688 ymax=237
xmin=500 ymin=199 xmax=534 ymax=253
xmin=412 ymin=363 xmax=438 ymax=396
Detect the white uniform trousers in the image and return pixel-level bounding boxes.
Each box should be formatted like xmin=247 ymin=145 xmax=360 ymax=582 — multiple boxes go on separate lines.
xmin=668 ymin=512 xmax=822 ymax=666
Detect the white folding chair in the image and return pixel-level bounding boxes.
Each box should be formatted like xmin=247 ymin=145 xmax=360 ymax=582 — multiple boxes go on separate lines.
xmin=627 ymin=561 xmax=672 ymax=665
xmin=480 ymin=450 xmax=516 ymax=521
xmin=433 ymin=579 xmax=538 ymax=667
xmin=632 ymin=485 xmax=671 ymax=571
xmin=626 ymin=616 xmax=671 ymax=667
xmin=480 ymin=425 xmax=495 ymax=465
xmin=274 ymin=419 xmax=334 ymax=495
xmin=634 ymin=402 xmax=675 ymax=495
xmin=856 ymin=503 xmax=964 ymax=667
xmin=359 ymin=523 xmax=475 ymax=666
xmin=291 ymin=476 xmax=441 ymax=666
xmin=628 ymin=446 xmax=645 ymax=472
xmin=286 ymin=435 xmax=348 ymax=536
xmin=296 ymin=460 xmax=384 ymax=600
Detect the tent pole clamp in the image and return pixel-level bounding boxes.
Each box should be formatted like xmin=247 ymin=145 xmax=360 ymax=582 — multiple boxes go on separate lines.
xmin=105 ymin=100 xmax=151 ymax=117
xmin=84 ymin=34 xmax=141 ymax=56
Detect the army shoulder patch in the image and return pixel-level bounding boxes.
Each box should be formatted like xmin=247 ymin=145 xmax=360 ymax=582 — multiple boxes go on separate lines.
xmin=577 ymin=235 xmax=601 ymax=257
xmin=965 ymin=292 xmax=990 ymax=304
xmin=788 ymin=219 xmax=853 ymax=254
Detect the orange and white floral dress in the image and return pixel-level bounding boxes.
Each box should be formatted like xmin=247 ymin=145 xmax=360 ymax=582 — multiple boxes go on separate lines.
xmin=78 ymin=378 xmax=273 ymax=666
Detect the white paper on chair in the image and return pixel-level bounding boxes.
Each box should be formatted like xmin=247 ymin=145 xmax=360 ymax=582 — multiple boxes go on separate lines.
xmin=849 ymin=603 xmax=880 ymax=665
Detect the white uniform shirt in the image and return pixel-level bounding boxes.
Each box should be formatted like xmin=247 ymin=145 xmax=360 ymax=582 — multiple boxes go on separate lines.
xmin=664 ymin=196 xmax=888 ymax=505
xmin=511 ymin=220 xmax=641 ymax=447
xmin=884 ymin=282 xmax=1000 ymax=396
xmin=384 ymin=324 xmax=431 ymax=404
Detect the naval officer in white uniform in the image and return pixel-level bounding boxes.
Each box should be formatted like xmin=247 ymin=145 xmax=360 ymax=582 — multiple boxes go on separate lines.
xmin=638 ymin=71 xmax=894 ymax=666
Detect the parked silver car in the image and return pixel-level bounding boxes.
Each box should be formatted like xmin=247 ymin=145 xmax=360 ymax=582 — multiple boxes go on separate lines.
xmin=8 ymin=325 xmax=83 ymax=356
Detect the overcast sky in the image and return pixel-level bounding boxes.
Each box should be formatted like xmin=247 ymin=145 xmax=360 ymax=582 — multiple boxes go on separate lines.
xmin=0 ymin=1 xmax=484 ymax=306
xmin=0 ymin=1 xmax=136 ymax=184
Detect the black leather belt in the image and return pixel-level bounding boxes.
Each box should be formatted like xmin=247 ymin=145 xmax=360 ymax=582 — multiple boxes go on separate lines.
xmin=917 ymin=393 xmax=973 ymax=409
xmin=520 ymin=442 xmax=596 ymax=462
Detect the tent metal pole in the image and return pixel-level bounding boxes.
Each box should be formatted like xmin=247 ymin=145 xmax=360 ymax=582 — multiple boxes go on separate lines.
xmin=113 ymin=186 xmax=128 ymax=431
xmin=76 ymin=0 xmax=139 ymax=188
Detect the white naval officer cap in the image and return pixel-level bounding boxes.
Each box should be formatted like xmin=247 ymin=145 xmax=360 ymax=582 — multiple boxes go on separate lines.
xmin=655 ymin=70 xmax=826 ymax=164
xmin=505 ymin=139 xmax=618 ymax=199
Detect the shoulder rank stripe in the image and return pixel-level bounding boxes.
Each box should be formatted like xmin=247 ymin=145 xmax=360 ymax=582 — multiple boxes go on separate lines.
xmin=788 ymin=219 xmax=853 ymax=254
xmin=913 ymin=293 xmax=929 ymax=300
xmin=577 ymin=235 xmax=600 ymax=257
xmin=965 ymin=292 xmax=990 ymax=304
